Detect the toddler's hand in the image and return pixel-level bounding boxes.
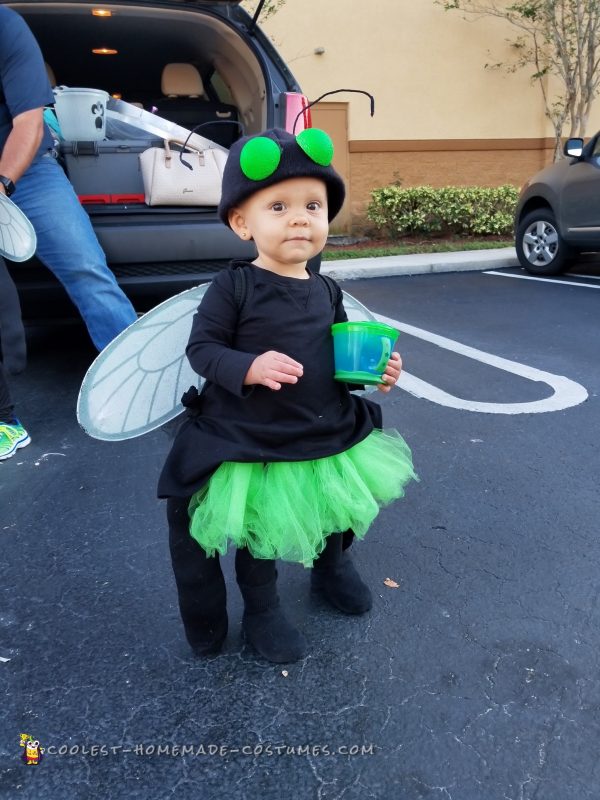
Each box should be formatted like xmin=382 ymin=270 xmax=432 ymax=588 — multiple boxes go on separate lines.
xmin=377 ymin=352 xmax=402 ymax=394
xmin=244 ymin=351 xmax=303 ymax=391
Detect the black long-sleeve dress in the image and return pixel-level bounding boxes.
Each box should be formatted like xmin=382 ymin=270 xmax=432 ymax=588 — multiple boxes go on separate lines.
xmin=158 ymin=261 xmax=416 ymax=564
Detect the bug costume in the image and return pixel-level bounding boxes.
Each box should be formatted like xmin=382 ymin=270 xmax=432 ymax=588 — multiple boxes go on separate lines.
xmin=159 ymin=127 xmax=418 ymax=663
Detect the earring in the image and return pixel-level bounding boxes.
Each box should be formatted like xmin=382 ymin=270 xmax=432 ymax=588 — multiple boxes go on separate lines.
xmin=242 ymin=232 xmax=247 ymax=238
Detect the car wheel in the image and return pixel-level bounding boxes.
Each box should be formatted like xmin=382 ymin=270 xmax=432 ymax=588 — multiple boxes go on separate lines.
xmin=516 ymin=209 xmax=571 ymax=275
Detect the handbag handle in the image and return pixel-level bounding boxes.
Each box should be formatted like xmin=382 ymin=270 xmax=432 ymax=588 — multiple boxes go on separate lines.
xmin=163 ymin=139 xmax=210 ymax=169
xmin=163 ymin=139 xmax=207 ymax=158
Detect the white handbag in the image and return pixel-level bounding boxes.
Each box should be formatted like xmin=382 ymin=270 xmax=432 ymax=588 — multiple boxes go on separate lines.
xmin=139 ymin=139 xmax=224 ymax=206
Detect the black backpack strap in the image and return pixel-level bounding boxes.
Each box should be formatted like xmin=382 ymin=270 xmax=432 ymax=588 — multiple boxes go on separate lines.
xmin=316 ymin=272 xmax=338 ymax=309
xmin=232 ymin=262 xmax=254 ymax=316
xmin=233 ymin=264 xmax=246 ymax=311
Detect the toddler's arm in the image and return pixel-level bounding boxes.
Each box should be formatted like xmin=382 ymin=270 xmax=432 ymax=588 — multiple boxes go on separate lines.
xmin=244 ymin=351 xmax=303 ymax=391
xmin=186 ymin=270 xmax=258 ymax=397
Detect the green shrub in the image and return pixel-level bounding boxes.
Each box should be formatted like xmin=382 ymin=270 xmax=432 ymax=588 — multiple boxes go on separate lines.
xmin=366 ymin=184 xmax=519 ymax=238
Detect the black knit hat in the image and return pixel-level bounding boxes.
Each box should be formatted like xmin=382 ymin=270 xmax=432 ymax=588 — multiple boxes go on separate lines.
xmin=218 ymin=127 xmax=346 ymax=227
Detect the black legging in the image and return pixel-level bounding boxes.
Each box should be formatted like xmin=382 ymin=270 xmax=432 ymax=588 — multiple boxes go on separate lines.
xmin=167 ymin=495 xmax=276 ymax=588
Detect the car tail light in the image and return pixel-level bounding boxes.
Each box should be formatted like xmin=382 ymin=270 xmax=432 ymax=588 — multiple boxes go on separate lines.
xmin=283 ymin=93 xmax=311 ymax=133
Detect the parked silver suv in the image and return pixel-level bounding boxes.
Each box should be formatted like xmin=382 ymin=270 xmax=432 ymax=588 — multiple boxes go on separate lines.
xmin=515 ymin=135 xmax=600 ymax=275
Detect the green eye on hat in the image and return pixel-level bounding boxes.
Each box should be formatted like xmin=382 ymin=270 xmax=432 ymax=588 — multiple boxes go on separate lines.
xmin=239 ymin=136 xmax=282 ymax=180
xmin=296 ymin=128 xmax=334 ymax=166
xmin=239 ymin=128 xmax=334 ymax=180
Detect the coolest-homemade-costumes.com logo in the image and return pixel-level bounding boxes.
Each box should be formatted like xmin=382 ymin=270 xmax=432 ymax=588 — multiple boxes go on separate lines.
xmin=20 ymin=733 xmax=45 ymax=765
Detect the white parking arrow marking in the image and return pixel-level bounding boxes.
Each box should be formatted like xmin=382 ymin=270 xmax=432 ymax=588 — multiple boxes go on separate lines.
xmin=374 ymin=313 xmax=589 ymax=414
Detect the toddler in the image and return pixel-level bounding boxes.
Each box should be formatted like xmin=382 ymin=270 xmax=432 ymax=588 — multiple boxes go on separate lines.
xmin=158 ymin=127 xmax=418 ymax=663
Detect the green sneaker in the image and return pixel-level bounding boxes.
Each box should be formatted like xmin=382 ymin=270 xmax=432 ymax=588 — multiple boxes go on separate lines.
xmin=0 ymin=418 xmax=31 ymax=460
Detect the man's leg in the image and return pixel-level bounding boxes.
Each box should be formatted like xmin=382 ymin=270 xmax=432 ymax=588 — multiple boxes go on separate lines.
xmin=0 ymin=258 xmax=26 ymax=374
xmin=12 ymin=155 xmax=137 ymax=351
xmin=0 ymin=358 xmax=13 ymax=421
xmin=0 ymin=358 xmax=30 ymax=459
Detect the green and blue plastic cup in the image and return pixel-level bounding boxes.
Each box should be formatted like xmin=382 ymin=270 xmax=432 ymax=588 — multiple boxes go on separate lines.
xmin=331 ymin=321 xmax=400 ymax=385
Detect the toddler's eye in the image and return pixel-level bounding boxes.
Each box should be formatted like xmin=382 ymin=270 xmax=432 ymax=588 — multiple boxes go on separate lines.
xmin=307 ymin=201 xmax=322 ymax=211
xmin=271 ymin=202 xmax=285 ymax=212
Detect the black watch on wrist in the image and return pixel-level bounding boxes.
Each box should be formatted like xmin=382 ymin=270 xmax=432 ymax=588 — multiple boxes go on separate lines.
xmin=0 ymin=175 xmax=16 ymax=197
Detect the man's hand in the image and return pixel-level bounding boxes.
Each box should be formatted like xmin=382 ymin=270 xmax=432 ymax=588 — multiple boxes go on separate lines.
xmin=244 ymin=351 xmax=303 ymax=391
xmin=377 ymin=351 xmax=402 ymax=394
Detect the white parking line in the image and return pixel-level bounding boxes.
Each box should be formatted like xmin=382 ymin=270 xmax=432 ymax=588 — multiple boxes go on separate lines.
xmin=569 ymin=273 xmax=600 ymax=281
xmin=485 ymin=271 xmax=600 ymax=289
xmin=373 ymin=312 xmax=589 ymax=414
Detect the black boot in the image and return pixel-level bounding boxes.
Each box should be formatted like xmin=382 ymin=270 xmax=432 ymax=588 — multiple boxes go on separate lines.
xmin=310 ymin=531 xmax=372 ymax=614
xmin=235 ymin=547 xmax=307 ymax=664
xmin=167 ymin=497 xmax=228 ymax=655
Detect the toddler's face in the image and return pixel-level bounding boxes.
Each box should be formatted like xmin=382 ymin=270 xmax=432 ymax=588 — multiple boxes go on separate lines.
xmin=229 ymin=177 xmax=329 ymax=271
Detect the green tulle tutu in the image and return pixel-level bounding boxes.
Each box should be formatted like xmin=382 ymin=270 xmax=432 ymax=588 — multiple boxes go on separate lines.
xmin=188 ymin=428 xmax=418 ymax=567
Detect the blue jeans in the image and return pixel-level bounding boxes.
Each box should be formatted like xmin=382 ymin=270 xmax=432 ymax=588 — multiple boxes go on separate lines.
xmin=12 ymin=154 xmax=137 ymax=350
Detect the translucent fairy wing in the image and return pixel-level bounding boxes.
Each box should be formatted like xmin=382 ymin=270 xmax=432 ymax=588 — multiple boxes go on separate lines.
xmin=77 ymin=283 xmax=379 ymax=441
xmin=341 ymin=290 xmax=377 ymax=323
xmin=77 ymin=283 xmax=210 ymax=441
xmin=0 ymin=194 xmax=37 ymax=262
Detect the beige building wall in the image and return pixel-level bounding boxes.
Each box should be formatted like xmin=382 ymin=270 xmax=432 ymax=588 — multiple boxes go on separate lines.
xmin=262 ymin=0 xmax=600 ymax=230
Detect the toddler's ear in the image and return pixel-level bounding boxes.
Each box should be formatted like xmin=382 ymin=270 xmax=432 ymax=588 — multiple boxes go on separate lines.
xmin=228 ymin=208 xmax=250 ymax=240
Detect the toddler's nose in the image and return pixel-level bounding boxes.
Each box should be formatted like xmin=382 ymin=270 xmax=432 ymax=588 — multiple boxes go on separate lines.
xmin=291 ymin=211 xmax=309 ymax=225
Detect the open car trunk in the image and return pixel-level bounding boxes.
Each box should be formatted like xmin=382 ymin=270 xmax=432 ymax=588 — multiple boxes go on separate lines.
xmin=6 ymin=1 xmax=314 ymax=315
xmin=11 ymin=2 xmax=275 ymax=282
xmin=21 ymin=2 xmax=271 ymax=132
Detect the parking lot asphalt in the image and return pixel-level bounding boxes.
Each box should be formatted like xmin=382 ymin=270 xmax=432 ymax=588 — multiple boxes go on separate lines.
xmin=1 ymin=263 xmax=599 ymax=799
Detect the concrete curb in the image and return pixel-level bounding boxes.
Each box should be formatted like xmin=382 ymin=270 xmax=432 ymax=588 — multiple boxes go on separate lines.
xmin=321 ymin=247 xmax=519 ymax=280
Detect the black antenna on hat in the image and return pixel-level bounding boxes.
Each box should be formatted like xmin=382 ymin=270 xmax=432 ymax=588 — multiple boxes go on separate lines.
xmin=178 ymin=120 xmax=245 ymax=170
xmin=292 ymin=89 xmax=375 ymax=135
